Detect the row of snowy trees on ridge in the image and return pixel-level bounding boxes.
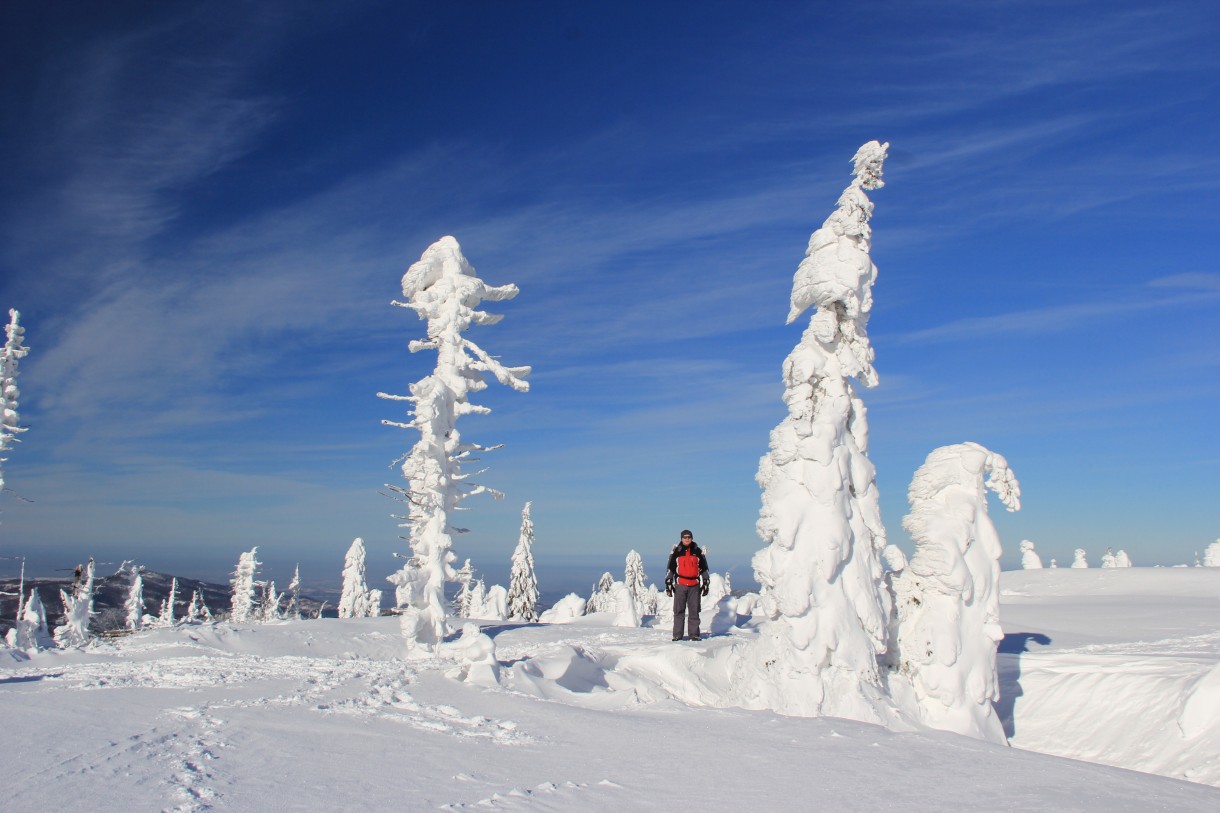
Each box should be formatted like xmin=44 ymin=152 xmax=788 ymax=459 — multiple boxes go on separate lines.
xmin=1018 ymin=540 xmax=1135 ymax=569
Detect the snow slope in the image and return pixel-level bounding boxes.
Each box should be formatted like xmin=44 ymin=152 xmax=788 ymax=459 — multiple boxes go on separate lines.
xmin=2 ymin=569 xmax=1219 ymax=811
xmin=998 ymin=567 xmax=1220 ymax=785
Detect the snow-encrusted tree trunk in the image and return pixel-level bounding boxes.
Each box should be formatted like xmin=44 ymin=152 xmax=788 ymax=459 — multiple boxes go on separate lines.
xmin=124 ymin=568 xmax=145 ymax=631
xmin=1 ymin=308 xmax=30 ymax=504
xmin=230 ymin=547 xmax=261 ymax=623
xmin=733 ymin=141 xmax=893 ymax=721
xmin=507 ymin=501 xmax=539 ymax=622
xmin=339 ymin=538 xmax=380 ymax=619
xmin=378 ymin=236 xmax=530 ymax=653
xmin=1071 ymin=549 xmax=1089 ymax=568
xmin=624 ymin=549 xmax=648 ymax=614
xmin=1019 ymin=540 xmax=1043 ymax=570
xmin=889 ymin=443 xmax=1021 ymax=744
xmin=157 ymin=577 xmax=178 ymax=627
xmin=54 ymin=558 xmax=95 ymax=647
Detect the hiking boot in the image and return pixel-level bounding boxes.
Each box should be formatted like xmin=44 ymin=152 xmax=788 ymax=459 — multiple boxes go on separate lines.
xmin=672 ymin=636 xmax=683 ymax=641
xmin=690 ymin=635 xmax=702 ymax=641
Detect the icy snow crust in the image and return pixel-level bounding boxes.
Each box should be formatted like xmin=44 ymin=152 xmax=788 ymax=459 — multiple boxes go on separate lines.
xmin=5 ymin=572 xmax=1220 ymax=811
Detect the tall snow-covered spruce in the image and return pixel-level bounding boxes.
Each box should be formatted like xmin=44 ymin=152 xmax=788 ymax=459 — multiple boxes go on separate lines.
xmin=379 ymin=237 xmax=530 ymax=653
xmin=507 ymin=502 xmax=539 ymax=622
xmin=230 ymin=547 xmax=261 ymax=623
xmin=733 ymin=141 xmax=893 ymax=721
xmin=1 ymin=308 xmax=30 ymax=504
xmin=339 ymin=538 xmax=381 ymax=618
xmin=889 ymin=443 xmax=1021 ymax=744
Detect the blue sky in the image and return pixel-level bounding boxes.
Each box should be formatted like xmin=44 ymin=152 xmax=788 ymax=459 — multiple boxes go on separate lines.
xmin=1 ymin=0 xmax=1217 ymax=594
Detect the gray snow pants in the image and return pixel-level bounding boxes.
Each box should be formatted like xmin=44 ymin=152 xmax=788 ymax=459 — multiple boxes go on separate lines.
xmin=672 ymin=583 xmax=701 ymax=639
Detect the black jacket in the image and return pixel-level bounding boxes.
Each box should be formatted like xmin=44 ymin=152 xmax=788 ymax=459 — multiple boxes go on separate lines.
xmin=666 ymin=542 xmax=709 ymax=586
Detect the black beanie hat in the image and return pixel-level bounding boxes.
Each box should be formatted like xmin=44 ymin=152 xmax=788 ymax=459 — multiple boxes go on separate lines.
xmin=680 ymin=529 xmax=693 ymax=538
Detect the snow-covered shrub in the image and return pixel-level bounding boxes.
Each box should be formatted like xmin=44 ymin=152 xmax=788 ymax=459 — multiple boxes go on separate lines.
xmin=1071 ymin=549 xmax=1089 ymax=568
xmin=379 ymin=236 xmax=530 ymax=653
xmin=586 ymin=572 xmax=616 ymax=614
xmin=624 ymin=550 xmax=649 ymax=614
xmin=643 ymin=583 xmax=660 ymax=617
xmin=1020 ymin=540 xmax=1043 ymax=570
xmin=339 ymin=538 xmax=381 ymax=618
xmin=0 ymin=308 xmax=29 ymax=501
xmin=12 ymin=588 xmax=53 ymax=650
xmin=470 ymin=584 xmax=507 ymax=621
xmin=507 ymin=502 xmax=539 ymax=622
xmin=608 ymin=582 xmax=640 ymax=628
xmin=700 ymin=572 xmax=729 ymax=615
xmin=889 ymin=442 xmax=1021 ymax=744
xmin=230 ymin=547 xmax=261 ymax=622
xmin=54 ymin=559 xmax=95 ymax=647
xmin=259 ymin=581 xmax=283 ymax=622
xmin=1101 ymin=548 xmax=1118 ymax=568
xmin=538 ymin=593 xmax=585 ymax=623
xmin=1115 ymin=550 xmax=1132 ymax=567
xmin=733 ymin=141 xmax=893 ymax=721
xmin=441 ymin=622 xmax=500 ymax=687
xmin=1204 ymin=540 xmax=1220 ymax=567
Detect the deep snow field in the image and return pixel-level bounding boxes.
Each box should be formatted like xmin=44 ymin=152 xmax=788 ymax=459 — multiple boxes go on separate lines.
xmin=3 ymin=567 xmax=1219 ymax=812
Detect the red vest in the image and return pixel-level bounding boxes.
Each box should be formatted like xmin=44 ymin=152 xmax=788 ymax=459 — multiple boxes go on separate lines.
xmin=676 ymin=548 xmax=701 ymax=585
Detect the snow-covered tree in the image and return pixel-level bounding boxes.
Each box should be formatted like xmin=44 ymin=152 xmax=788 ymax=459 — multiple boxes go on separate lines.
xmin=379 ymin=236 xmax=530 ymax=653
xmin=1071 ymin=549 xmax=1089 ymax=568
xmin=124 ymin=566 xmax=145 ymax=631
xmin=284 ymin=565 xmax=302 ymax=620
xmin=1202 ymin=540 xmax=1220 ymax=567
xmin=186 ymin=590 xmax=205 ymax=623
xmin=624 ymin=549 xmax=648 ymax=615
xmin=586 ymin=572 xmax=616 ymax=614
xmin=54 ymin=558 xmax=95 ymax=648
xmin=453 ymin=559 xmax=475 ymax=616
xmin=156 ymin=577 xmax=179 ymax=627
xmin=230 ymin=547 xmax=261 ymax=623
xmin=1114 ymin=549 xmax=1132 ymax=567
xmin=507 ymin=502 xmax=539 ymax=622
xmin=259 ymin=580 xmax=281 ymax=622
xmin=12 ymin=588 xmax=52 ymax=650
xmin=1019 ymin=539 xmax=1043 ymax=570
xmin=1101 ymin=547 xmax=1118 ymax=568
xmin=733 ymin=141 xmax=893 ymax=721
xmin=339 ymin=538 xmax=381 ymax=618
xmin=464 ymin=578 xmax=486 ymax=619
xmin=0 ymin=308 xmax=30 ymax=503
xmin=643 ymin=583 xmax=660 ymax=616
xmin=889 ymin=442 xmax=1021 ymax=744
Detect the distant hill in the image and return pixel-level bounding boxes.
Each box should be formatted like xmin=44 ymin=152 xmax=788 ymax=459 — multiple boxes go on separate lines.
xmin=0 ymin=567 xmax=327 ymax=635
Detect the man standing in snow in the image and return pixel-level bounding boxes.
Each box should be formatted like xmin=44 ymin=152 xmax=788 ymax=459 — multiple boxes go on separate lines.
xmin=665 ymin=530 xmax=709 ymax=641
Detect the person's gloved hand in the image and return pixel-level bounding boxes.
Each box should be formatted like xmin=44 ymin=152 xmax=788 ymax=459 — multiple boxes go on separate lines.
xmin=665 ymin=580 xmax=674 ymax=597
xmin=701 ymin=580 xmax=710 ymax=597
